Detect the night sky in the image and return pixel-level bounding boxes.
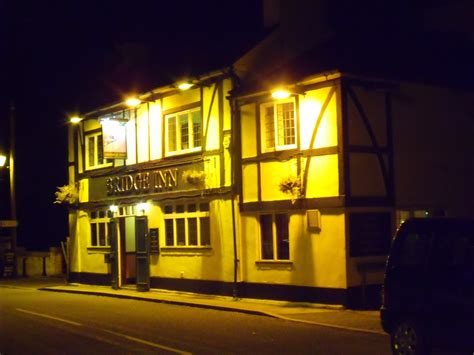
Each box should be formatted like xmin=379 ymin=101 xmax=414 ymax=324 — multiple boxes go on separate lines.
xmin=1 ymin=0 xmax=263 ymax=250
xmin=1 ymin=1 xmax=472 ymax=250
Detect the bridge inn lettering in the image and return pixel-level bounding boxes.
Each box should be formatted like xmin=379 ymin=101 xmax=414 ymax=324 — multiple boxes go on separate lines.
xmin=106 ymin=169 xmax=178 ymax=196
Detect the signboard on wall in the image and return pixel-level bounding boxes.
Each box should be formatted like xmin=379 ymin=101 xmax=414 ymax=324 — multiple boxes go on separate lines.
xmin=101 ymin=119 xmax=127 ymax=159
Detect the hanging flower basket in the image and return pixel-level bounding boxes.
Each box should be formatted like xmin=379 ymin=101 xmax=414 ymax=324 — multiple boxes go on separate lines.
xmin=54 ymin=183 xmax=79 ymax=206
xmin=182 ymin=170 xmax=206 ymax=186
xmin=279 ymin=175 xmax=303 ymax=204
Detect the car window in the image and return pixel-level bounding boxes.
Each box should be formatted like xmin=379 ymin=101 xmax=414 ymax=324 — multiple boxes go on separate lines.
xmin=432 ymin=228 xmax=474 ymax=270
xmin=399 ymin=232 xmax=431 ymax=266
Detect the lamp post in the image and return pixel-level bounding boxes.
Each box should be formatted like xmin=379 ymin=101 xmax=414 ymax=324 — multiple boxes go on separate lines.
xmin=0 ymin=102 xmax=17 ymax=277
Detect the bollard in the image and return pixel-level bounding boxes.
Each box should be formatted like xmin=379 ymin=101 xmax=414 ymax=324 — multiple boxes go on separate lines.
xmin=42 ymin=256 xmax=47 ymax=276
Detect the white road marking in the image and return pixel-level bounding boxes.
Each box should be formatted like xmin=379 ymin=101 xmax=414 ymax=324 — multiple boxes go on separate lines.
xmin=15 ymin=308 xmax=192 ymax=354
xmin=101 ymin=328 xmax=192 ymax=355
xmin=16 ymin=308 xmax=83 ymax=326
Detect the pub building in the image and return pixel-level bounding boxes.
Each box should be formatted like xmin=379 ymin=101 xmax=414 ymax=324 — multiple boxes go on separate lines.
xmin=67 ymin=3 xmax=474 ymax=307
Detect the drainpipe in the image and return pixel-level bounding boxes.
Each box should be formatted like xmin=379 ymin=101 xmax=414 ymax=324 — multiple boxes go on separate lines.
xmin=226 ymin=67 xmax=241 ymax=299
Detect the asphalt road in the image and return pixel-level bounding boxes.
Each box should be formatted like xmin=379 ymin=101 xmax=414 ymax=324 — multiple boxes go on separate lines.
xmin=0 ymin=286 xmax=391 ymax=354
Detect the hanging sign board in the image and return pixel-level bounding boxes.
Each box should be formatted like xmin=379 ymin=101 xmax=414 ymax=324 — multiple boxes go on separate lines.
xmin=101 ymin=118 xmax=127 ymax=159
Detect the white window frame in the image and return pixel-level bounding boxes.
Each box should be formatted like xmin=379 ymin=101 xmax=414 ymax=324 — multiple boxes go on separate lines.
xmin=259 ymin=212 xmax=290 ymax=261
xmin=165 ymin=107 xmax=202 ymax=156
xmin=163 ymin=202 xmax=211 ymax=247
xmin=85 ymin=132 xmax=113 ymax=170
xmin=260 ymin=99 xmax=297 ymax=153
xmin=89 ymin=210 xmax=110 ymax=248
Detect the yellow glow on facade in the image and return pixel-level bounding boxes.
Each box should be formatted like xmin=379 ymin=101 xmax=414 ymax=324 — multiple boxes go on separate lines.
xmin=0 ymin=154 xmax=7 ymax=167
xmin=70 ymin=116 xmax=82 ymax=124
xmin=271 ymin=89 xmax=291 ymax=100
xmin=136 ymin=202 xmax=150 ymax=214
xmin=126 ymin=98 xmax=141 ymax=107
xmin=178 ymin=82 xmax=193 ymax=91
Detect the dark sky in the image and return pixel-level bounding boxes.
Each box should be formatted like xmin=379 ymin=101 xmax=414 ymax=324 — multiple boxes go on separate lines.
xmin=1 ymin=0 xmax=263 ymax=250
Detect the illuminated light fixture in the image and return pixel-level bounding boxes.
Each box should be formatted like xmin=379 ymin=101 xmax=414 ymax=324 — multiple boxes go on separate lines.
xmin=0 ymin=154 xmax=7 ymax=167
xmin=271 ymin=89 xmax=291 ymax=100
xmin=109 ymin=205 xmax=119 ymax=214
xmin=70 ymin=116 xmax=83 ymax=124
xmin=178 ymin=82 xmax=193 ymax=91
xmin=125 ymin=98 xmax=142 ymax=107
xmin=136 ymin=202 xmax=150 ymax=215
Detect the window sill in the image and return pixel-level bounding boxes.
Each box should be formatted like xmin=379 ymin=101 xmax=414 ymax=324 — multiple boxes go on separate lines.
xmin=255 ymin=260 xmax=293 ymax=270
xmin=160 ymin=246 xmax=213 ymax=256
xmin=87 ymin=247 xmax=111 ymax=254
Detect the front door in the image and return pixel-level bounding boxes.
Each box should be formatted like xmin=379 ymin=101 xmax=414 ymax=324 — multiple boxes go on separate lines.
xmin=135 ymin=216 xmax=150 ymax=291
xmin=119 ymin=216 xmax=137 ymax=285
xmin=108 ymin=218 xmax=119 ymax=289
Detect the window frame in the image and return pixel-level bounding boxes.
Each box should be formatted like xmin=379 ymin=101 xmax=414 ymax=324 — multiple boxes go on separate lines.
xmin=89 ymin=210 xmax=110 ymax=248
xmin=85 ymin=131 xmax=113 ymax=170
xmin=258 ymin=212 xmax=290 ymax=261
xmin=164 ymin=107 xmax=202 ymax=157
xmin=260 ymin=98 xmax=297 ymax=153
xmin=162 ymin=202 xmax=211 ymax=248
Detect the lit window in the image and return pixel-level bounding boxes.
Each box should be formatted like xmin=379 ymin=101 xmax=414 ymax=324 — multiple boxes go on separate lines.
xmin=259 ymin=213 xmax=290 ymax=260
xmin=260 ymin=99 xmax=296 ymax=152
xmin=85 ymin=132 xmax=113 ymax=170
xmin=163 ymin=202 xmax=210 ymax=247
xmin=90 ymin=210 xmax=110 ymax=247
xmin=165 ymin=108 xmax=202 ymax=156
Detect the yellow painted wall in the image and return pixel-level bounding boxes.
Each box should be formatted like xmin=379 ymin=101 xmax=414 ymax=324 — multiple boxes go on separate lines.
xmin=240 ymin=210 xmax=347 ymax=289
xmin=136 ymin=105 xmax=150 ymax=163
xmin=202 ymin=84 xmax=220 ymax=151
xmin=304 ymin=154 xmax=339 ymax=198
xmin=349 ymin=153 xmax=387 ymax=196
xmin=125 ymin=118 xmax=136 ymax=165
xmin=242 ymin=164 xmax=259 ymax=202
xmin=162 ymin=88 xmax=201 ymax=111
xmin=240 ymin=103 xmax=257 ymax=159
xmin=148 ymin=199 xmax=235 ymax=282
xmin=149 ymin=102 xmax=162 ymax=161
xmin=299 ymin=87 xmax=338 ymax=149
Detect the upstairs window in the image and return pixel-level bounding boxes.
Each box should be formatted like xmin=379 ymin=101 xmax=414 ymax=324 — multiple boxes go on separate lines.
xmin=259 ymin=213 xmax=290 ymax=260
xmin=260 ymin=99 xmax=296 ymax=152
xmin=165 ymin=108 xmax=202 ymax=156
xmin=85 ymin=132 xmax=113 ymax=170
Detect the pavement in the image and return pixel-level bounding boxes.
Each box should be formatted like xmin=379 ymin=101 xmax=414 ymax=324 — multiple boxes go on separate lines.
xmin=0 ymin=276 xmax=386 ymax=336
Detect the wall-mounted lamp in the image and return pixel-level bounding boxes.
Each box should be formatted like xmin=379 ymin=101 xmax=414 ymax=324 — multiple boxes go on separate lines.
xmin=177 ymin=82 xmax=194 ymax=91
xmin=70 ymin=116 xmax=83 ymax=124
xmin=109 ymin=204 xmax=119 ymax=214
xmin=136 ymin=202 xmax=150 ymax=215
xmin=271 ymin=89 xmax=291 ymax=100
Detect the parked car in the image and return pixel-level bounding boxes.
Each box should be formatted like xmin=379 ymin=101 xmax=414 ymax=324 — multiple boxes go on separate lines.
xmin=380 ymin=218 xmax=474 ymax=354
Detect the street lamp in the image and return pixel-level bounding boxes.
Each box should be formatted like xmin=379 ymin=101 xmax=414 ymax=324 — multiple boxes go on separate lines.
xmin=0 ymin=154 xmax=6 ymax=167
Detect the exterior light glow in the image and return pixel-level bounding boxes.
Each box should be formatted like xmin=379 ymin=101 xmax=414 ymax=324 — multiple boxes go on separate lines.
xmin=109 ymin=205 xmax=119 ymax=214
xmin=136 ymin=202 xmax=150 ymax=215
xmin=126 ymin=98 xmax=141 ymax=107
xmin=178 ymin=82 xmax=193 ymax=91
xmin=70 ymin=116 xmax=82 ymax=124
xmin=272 ymin=89 xmax=291 ymax=100
xmin=0 ymin=154 xmax=7 ymax=167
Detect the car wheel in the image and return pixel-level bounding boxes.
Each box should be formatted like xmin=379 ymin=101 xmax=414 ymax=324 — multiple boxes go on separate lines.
xmin=390 ymin=320 xmax=430 ymax=355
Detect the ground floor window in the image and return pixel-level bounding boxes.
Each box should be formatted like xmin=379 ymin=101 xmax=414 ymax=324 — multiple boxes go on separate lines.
xmin=90 ymin=210 xmax=110 ymax=247
xmin=259 ymin=213 xmax=290 ymax=260
xmin=163 ymin=202 xmax=211 ymax=247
